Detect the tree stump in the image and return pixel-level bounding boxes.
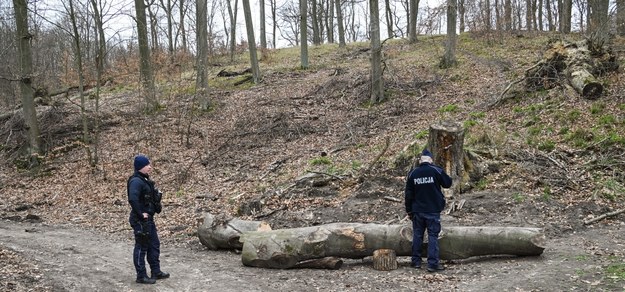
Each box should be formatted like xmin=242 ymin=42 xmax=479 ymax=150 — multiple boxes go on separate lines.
xmin=427 ymin=120 xmax=465 ymax=196
xmin=372 ymin=249 xmax=397 ymax=271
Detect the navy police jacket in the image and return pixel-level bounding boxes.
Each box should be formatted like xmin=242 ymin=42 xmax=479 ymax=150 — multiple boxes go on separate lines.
xmin=127 ymin=172 xmax=158 ymax=220
xmin=404 ymin=162 xmax=453 ymax=214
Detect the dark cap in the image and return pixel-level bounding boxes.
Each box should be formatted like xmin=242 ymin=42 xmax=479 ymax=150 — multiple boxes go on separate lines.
xmin=134 ymin=155 xmax=150 ymax=171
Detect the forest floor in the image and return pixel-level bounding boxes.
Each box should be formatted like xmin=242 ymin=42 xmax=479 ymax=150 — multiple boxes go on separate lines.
xmin=1 ymin=32 xmax=625 ymax=291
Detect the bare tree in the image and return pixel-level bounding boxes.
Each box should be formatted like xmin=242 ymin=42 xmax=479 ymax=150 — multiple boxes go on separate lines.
xmin=311 ymin=0 xmax=321 ymax=45
xmin=270 ymin=0 xmax=278 ymax=48
xmin=227 ymin=0 xmax=238 ymax=61
xmin=546 ymin=0 xmax=555 ymax=31
xmin=66 ymin=0 xmax=93 ymax=165
xmin=277 ymin=1 xmax=301 ymax=46
xmin=336 ymin=0 xmax=346 ymax=47
xmin=504 ymin=0 xmax=511 ymax=30
xmin=441 ymin=0 xmax=457 ymax=68
xmin=370 ymin=0 xmax=383 ymax=103
xmin=327 ymin=0 xmax=334 ymax=43
xmin=300 ymin=0 xmax=309 ymax=68
xmin=159 ymin=0 xmax=175 ymax=58
xmin=384 ymin=0 xmax=393 ymax=38
xmin=12 ymin=0 xmax=42 ymax=161
xmin=458 ymin=0 xmax=465 ymax=32
xmin=484 ymin=0 xmax=491 ymax=30
xmin=134 ymin=0 xmax=158 ymax=111
xmin=146 ymin=2 xmax=159 ymax=50
xmin=618 ymin=0 xmax=625 ymax=36
xmin=588 ymin=0 xmax=609 ymax=44
xmin=179 ymin=0 xmax=188 ymax=51
xmin=196 ymin=0 xmax=209 ymax=110
xmin=242 ymin=0 xmax=261 ymax=83
xmin=260 ymin=0 xmax=267 ymax=49
xmin=89 ymin=0 xmax=108 ymax=165
xmin=526 ymin=0 xmax=532 ymax=30
xmin=560 ymin=0 xmax=572 ymax=33
xmin=408 ymin=0 xmax=418 ymax=42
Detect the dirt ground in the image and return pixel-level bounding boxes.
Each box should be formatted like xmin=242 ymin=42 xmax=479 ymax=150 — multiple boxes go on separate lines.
xmin=1 ymin=35 xmax=625 ymax=291
xmin=1 ymin=210 xmax=624 ymax=292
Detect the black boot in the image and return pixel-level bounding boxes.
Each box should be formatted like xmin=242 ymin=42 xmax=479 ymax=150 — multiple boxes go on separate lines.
xmin=152 ymin=271 xmax=170 ymax=280
xmin=136 ymin=277 xmax=156 ymax=284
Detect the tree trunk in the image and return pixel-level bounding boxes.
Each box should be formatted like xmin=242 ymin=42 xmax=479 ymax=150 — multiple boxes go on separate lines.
xmin=560 ymin=0 xmax=572 ymax=33
xmin=618 ymin=0 xmax=625 ymax=36
xmin=370 ymin=0 xmax=384 ymax=103
xmin=227 ymin=0 xmax=238 ymax=62
xmin=458 ymin=0 xmax=465 ymax=33
xmin=13 ymin=0 xmax=41 ymax=161
xmin=327 ymin=0 xmax=334 ymax=43
xmin=385 ymin=0 xmax=393 ymax=38
xmin=311 ymin=0 xmax=321 ymax=45
xmin=239 ymin=223 xmax=545 ymax=269
xmin=68 ymin=0 xmax=93 ymax=165
xmin=134 ymin=0 xmax=158 ymax=111
xmin=441 ymin=0 xmax=457 ymax=69
xmin=179 ymin=0 xmax=187 ymax=52
xmin=588 ymin=0 xmax=609 ymax=45
xmin=372 ymin=249 xmax=397 ymax=271
xmin=90 ymin=0 xmax=106 ymax=166
xmin=242 ymin=0 xmax=261 ymax=83
xmin=300 ymin=0 xmax=309 ymax=68
xmin=408 ymin=0 xmax=418 ymax=42
xmin=484 ymin=0 xmax=491 ymax=30
xmin=427 ymin=120 xmax=465 ymax=196
xmin=197 ymin=213 xmax=271 ymax=250
xmin=260 ymin=0 xmax=267 ymax=49
xmin=196 ymin=0 xmax=210 ymax=110
xmin=336 ymin=0 xmax=346 ymax=47
xmin=504 ymin=0 xmax=511 ymax=30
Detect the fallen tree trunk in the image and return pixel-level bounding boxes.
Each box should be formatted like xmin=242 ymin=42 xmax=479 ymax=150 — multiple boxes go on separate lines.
xmin=197 ymin=213 xmax=272 ymax=250
xmin=240 ymin=223 xmax=545 ymax=269
xmin=524 ymin=39 xmax=617 ymax=100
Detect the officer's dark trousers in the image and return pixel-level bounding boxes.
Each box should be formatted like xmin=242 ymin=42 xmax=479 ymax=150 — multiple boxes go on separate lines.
xmin=130 ymin=217 xmax=161 ymax=279
xmin=411 ymin=212 xmax=441 ymax=268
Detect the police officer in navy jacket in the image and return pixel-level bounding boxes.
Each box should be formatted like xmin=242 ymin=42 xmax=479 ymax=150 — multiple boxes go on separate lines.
xmin=128 ymin=155 xmax=169 ymax=284
xmin=404 ymin=149 xmax=452 ymax=272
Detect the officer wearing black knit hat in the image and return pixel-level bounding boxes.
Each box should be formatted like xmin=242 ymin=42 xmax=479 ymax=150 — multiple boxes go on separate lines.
xmin=127 ymin=155 xmax=169 ymax=284
xmin=405 ymin=149 xmax=452 ymax=272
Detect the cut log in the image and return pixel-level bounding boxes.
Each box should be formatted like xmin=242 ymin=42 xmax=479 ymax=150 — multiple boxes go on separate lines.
xmin=567 ymin=65 xmax=602 ymax=99
xmin=372 ymin=249 xmax=397 ymax=271
xmin=428 ymin=120 xmax=465 ymax=196
xmin=197 ymin=213 xmax=272 ymax=250
xmin=239 ymin=223 xmax=545 ymax=269
xmin=523 ymin=40 xmax=616 ymax=99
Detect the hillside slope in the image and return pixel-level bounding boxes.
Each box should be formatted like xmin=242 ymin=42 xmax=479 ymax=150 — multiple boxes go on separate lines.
xmin=1 ymin=32 xmax=625 ymax=290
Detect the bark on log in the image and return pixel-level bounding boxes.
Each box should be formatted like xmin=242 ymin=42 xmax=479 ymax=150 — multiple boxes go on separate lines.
xmin=292 ymin=257 xmax=343 ymax=269
xmin=197 ymin=213 xmax=272 ymax=250
xmin=239 ymin=223 xmax=545 ymax=269
xmin=240 ymin=223 xmax=413 ymax=269
xmin=372 ymin=249 xmax=397 ymax=271
xmin=524 ymin=40 xmax=616 ymax=99
xmin=428 ymin=120 xmax=465 ymax=196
